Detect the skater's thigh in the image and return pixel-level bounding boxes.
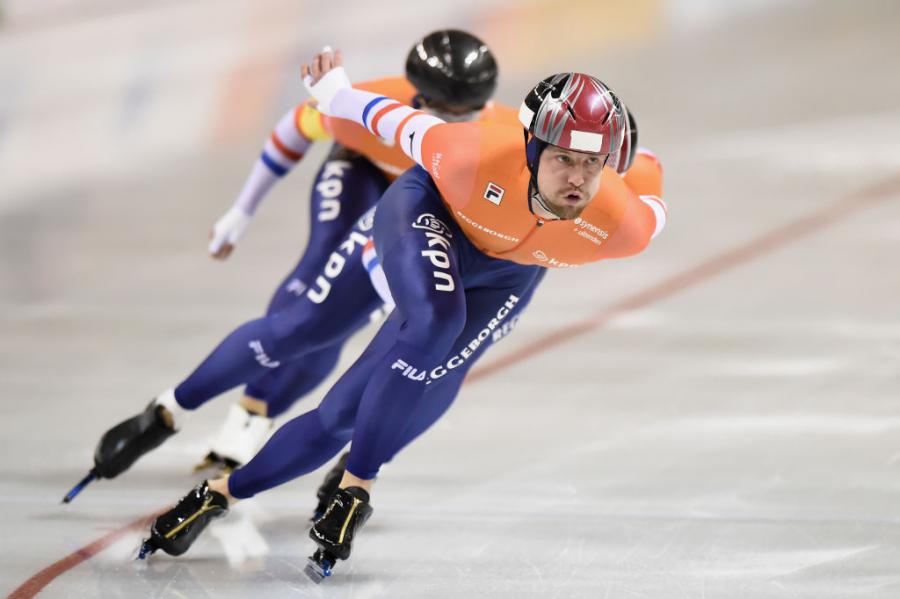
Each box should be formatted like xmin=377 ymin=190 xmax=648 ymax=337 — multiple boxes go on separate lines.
xmin=426 ymin=265 xmax=543 ymax=380
xmin=266 ymin=148 xmax=389 ymax=314
xmin=303 ymin=148 xmax=389 ymax=273
xmin=315 ymin=315 xmax=403 ymax=436
xmin=373 ymin=167 xmax=466 ymax=354
xmin=267 ymin=210 xmax=384 ymax=356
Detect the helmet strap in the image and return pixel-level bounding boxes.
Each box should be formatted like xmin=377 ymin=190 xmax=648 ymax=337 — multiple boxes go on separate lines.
xmin=523 ymin=131 xmax=560 ymax=220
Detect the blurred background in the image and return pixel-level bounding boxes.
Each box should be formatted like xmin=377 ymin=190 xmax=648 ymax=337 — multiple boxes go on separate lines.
xmin=2 ymin=1 xmax=899 ymax=597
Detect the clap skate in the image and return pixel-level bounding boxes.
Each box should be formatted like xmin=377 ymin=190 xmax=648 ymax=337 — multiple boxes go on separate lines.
xmin=304 ymin=486 xmax=373 ymax=583
xmin=138 ymin=480 xmax=229 ymax=559
xmin=312 ymin=452 xmax=349 ymax=520
xmin=63 ymin=399 xmax=176 ymax=503
xmin=193 ymin=405 xmax=273 ymax=475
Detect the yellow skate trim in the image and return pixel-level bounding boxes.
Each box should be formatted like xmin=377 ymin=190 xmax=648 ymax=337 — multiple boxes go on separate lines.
xmin=338 ymin=498 xmax=361 ymax=545
xmin=164 ymin=496 xmax=222 ymax=539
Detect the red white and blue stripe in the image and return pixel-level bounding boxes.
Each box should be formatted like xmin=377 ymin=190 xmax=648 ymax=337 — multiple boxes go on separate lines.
xmin=362 ymin=238 xmax=379 ymax=274
xmin=260 ymin=107 xmax=313 ymax=177
xmin=234 ymin=105 xmax=315 ymax=215
xmin=361 ymin=237 xmax=395 ymax=308
xmin=334 ymin=89 xmax=443 ymax=166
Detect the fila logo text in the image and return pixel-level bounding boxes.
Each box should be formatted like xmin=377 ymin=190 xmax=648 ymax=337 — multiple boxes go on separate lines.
xmin=483 ymin=182 xmax=505 ymax=205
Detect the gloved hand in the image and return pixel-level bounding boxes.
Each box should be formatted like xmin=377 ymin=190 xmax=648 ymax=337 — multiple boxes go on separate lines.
xmin=301 ymin=46 xmax=351 ymax=116
xmin=208 ymin=207 xmax=252 ymax=260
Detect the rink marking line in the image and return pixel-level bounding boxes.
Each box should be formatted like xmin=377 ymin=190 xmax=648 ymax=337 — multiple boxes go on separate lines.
xmin=6 ymin=510 xmax=165 ymax=599
xmin=468 ymin=173 xmax=900 ymax=382
xmin=6 ymin=173 xmax=899 ymax=599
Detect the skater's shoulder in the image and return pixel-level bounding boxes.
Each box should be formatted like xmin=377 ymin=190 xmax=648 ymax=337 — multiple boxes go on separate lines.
xmin=424 ymin=120 xmax=523 ymax=165
xmin=476 ymin=101 xmax=519 ymax=127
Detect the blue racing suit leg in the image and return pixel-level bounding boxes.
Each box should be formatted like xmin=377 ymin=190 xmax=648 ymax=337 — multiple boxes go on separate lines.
xmin=174 ymin=208 xmax=384 ymax=410
xmin=227 ymin=273 xmax=546 ymax=499
xmin=226 ymin=167 xmax=544 ymax=497
xmin=384 ymin=267 xmax=546 ymax=460
xmin=243 ymin=149 xmax=389 ymax=418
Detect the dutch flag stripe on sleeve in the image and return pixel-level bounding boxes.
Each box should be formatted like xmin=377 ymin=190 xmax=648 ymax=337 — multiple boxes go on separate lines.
xmin=362 ymin=238 xmax=378 ymax=273
xmin=260 ymin=108 xmax=314 ymax=176
xmin=361 ymin=96 xmax=392 ymax=132
xmin=331 ymin=87 xmax=445 ymax=168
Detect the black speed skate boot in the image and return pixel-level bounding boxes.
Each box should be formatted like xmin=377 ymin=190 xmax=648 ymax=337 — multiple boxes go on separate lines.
xmin=63 ymin=400 xmax=177 ymax=503
xmin=312 ymin=452 xmax=349 ymax=520
xmin=138 ymin=480 xmax=229 ymax=559
xmin=305 ymin=486 xmax=373 ymax=583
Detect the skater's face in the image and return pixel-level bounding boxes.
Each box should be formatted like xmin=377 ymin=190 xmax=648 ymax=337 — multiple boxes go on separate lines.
xmin=536 ymin=145 xmax=607 ymax=220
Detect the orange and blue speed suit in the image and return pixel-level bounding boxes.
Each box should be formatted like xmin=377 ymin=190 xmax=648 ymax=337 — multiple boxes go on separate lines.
xmin=313 ymin=80 xmax=666 ymax=480
xmin=219 ymin=75 xmax=666 ymax=496
xmin=217 ymin=77 xmax=521 ymax=418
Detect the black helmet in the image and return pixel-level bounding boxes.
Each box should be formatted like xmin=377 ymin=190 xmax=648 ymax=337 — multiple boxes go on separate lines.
xmin=405 ymin=29 xmax=498 ymax=110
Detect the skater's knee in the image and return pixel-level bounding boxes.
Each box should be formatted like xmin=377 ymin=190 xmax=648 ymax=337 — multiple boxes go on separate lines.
xmin=265 ymin=305 xmax=322 ymax=355
xmin=250 ymin=345 xmax=342 ymax=418
xmin=316 ymin=404 xmax=355 ymax=442
xmin=397 ymin=305 xmax=465 ymax=362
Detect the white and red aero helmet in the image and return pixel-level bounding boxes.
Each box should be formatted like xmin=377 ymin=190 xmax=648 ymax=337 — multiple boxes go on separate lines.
xmin=519 ymin=73 xmax=626 ymax=156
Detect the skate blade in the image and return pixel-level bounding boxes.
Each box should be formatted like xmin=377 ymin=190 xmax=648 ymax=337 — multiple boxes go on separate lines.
xmin=135 ymin=538 xmax=157 ymax=561
xmin=303 ymin=553 xmax=334 ymax=583
xmin=62 ymin=470 xmax=98 ymax=504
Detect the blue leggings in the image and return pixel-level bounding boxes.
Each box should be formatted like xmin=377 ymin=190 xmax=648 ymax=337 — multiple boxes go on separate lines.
xmin=174 ymin=206 xmax=384 ymax=410
xmin=228 ymin=166 xmax=544 ymax=498
xmin=182 ymin=149 xmax=389 ymax=418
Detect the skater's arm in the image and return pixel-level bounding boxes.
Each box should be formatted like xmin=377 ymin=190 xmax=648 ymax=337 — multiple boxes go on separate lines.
xmin=303 ymin=49 xmax=447 ymax=170
xmin=625 ymin=149 xmax=666 ymax=242
xmin=600 ymin=191 xmax=666 ymax=259
xmin=209 ymin=102 xmax=329 ymax=259
xmin=601 ymin=150 xmax=667 ymax=258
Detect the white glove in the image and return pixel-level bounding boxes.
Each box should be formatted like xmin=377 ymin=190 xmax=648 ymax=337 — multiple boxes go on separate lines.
xmin=209 ymin=207 xmax=252 ymax=255
xmin=303 ymin=65 xmax=352 ymax=116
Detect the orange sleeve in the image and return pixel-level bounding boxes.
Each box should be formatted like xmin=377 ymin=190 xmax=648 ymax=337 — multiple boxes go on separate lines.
xmin=601 ymin=195 xmax=657 ymax=258
xmin=601 ymin=152 xmax=667 ymax=258
xmin=623 ymin=150 xmax=663 ymax=198
xmin=419 ymin=122 xmax=483 ymax=209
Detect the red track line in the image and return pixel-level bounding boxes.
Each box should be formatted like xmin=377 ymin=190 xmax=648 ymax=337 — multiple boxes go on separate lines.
xmin=7 ymin=510 xmax=164 ymax=599
xmin=8 ymin=173 xmax=899 ymax=598
xmin=468 ymin=173 xmax=900 ymax=382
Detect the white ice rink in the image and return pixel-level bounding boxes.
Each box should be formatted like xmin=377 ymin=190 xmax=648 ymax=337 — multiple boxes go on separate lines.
xmin=2 ymin=1 xmax=900 ymax=597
